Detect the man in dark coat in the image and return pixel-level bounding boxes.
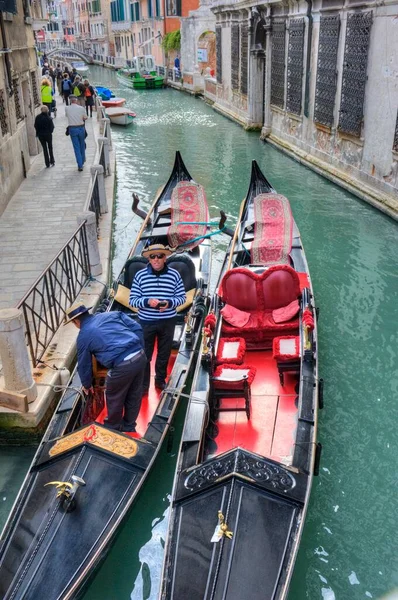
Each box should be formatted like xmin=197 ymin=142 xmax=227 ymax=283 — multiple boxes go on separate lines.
xmin=65 ymin=302 xmax=147 ymax=432
xmin=34 ymin=105 xmax=55 ymax=168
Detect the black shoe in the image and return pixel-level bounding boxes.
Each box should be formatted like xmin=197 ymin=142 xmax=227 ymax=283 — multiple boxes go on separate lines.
xmin=78 ymin=167 xmax=83 ymax=171
xmin=50 ymin=162 xmax=55 ymax=167
xmin=155 ymin=380 xmax=166 ymax=391
xmin=122 ymin=425 xmax=136 ymax=433
xmin=45 ymin=164 xmax=50 ymax=168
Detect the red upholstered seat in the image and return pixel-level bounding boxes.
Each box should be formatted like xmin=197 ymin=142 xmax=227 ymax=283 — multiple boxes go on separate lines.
xmin=213 ymin=364 xmax=256 ymax=388
xmin=219 ymin=266 xmax=301 ymax=346
xmin=216 ymin=337 xmax=246 ymax=365
xmin=272 ymin=335 xmax=300 ymax=386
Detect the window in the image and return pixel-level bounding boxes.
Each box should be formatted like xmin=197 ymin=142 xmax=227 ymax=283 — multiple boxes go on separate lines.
xmin=148 ymin=0 xmax=152 ymax=17
xmin=155 ymin=0 xmax=160 ymax=17
xmin=286 ymin=18 xmax=305 ymax=115
xmin=231 ymin=24 xmax=240 ymax=92
xmin=135 ymin=2 xmax=140 ymax=20
xmin=314 ymin=15 xmax=340 ymax=127
xmin=216 ymin=26 xmax=222 ymax=84
xmin=166 ymin=0 xmax=180 ymax=16
xmin=0 ymin=89 xmax=8 ymax=136
xmin=270 ymin=20 xmax=286 ymax=109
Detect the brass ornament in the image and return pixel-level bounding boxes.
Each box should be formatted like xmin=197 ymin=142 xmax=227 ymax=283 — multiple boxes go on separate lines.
xmin=49 ymin=424 xmax=139 ymax=459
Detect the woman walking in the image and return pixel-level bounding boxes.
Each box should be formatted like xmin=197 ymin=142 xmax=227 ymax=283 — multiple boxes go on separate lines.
xmin=40 ymin=78 xmax=53 ymax=115
xmin=34 ymin=105 xmax=55 ymax=168
xmin=83 ymin=79 xmax=96 ymax=117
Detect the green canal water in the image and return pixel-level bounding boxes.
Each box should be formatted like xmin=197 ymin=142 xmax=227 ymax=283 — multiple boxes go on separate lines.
xmin=2 ymin=65 xmax=398 ymax=600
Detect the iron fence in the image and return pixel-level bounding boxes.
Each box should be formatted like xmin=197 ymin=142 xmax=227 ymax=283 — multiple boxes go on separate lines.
xmin=89 ymin=172 xmax=101 ymax=227
xmin=17 ymin=223 xmax=91 ymax=367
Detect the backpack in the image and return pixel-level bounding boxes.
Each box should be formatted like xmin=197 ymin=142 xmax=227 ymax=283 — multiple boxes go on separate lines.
xmin=62 ymin=79 xmax=71 ymax=92
xmin=73 ymin=85 xmax=81 ymax=97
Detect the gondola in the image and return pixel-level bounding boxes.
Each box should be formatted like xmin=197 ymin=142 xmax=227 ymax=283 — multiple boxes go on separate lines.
xmin=0 ymin=152 xmax=223 ymax=600
xmin=160 ymin=161 xmax=322 ymax=600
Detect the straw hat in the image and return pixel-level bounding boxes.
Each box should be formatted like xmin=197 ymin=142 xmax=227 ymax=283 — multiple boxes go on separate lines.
xmin=64 ymin=302 xmax=91 ymax=324
xmin=141 ymin=244 xmax=173 ymax=258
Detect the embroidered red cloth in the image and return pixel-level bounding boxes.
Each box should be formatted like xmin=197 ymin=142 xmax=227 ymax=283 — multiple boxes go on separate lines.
xmin=216 ymin=337 xmax=246 ymax=365
xmin=272 ymin=299 xmax=300 ymax=324
xmin=221 ymin=304 xmax=251 ymax=327
xmin=251 ymin=193 xmax=293 ymax=265
xmin=168 ymin=181 xmax=209 ymax=251
xmin=272 ymin=336 xmax=300 ymax=362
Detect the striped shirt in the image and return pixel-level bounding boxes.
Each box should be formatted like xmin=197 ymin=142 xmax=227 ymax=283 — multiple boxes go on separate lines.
xmin=129 ymin=265 xmax=186 ymax=322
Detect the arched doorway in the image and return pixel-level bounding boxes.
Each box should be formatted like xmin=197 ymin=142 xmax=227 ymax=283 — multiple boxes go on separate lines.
xmin=197 ymin=30 xmax=216 ymax=77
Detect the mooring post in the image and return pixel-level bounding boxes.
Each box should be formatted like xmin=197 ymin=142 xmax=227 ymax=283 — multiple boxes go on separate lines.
xmin=90 ymin=164 xmax=108 ymax=213
xmin=77 ymin=212 xmax=103 ymax=276
xmin=0 ymin=308 xmax=37 ymax=411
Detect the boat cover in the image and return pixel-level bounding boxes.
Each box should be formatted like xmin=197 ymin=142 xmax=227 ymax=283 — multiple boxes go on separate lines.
xmin=251 ymin=193 xmax=293 ymax=265
xmin=168 ymin=181 xmax=209 ymax=251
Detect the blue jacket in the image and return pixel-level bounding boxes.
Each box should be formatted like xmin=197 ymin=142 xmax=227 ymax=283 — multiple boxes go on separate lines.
xmin=76 ymin=312 xmax=144 ymax=388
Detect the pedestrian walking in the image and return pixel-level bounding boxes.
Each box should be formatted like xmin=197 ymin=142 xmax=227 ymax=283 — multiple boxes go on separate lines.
xmin=65 ymin=96 xmax=87 ymax=171
xmin=49 ymin=66 xmax=56 ymax=92
xmin=72 ymin=76 xmax=86 ymax=107
xmin=70 ymin=67 xmax=78 ymax=84
xmin=65 ymin=302 xmax=147 ymax=432
xmin=83 ymin=79 xmax=96 ymax=117
xmin=40 ymin=78 xmax=53 ymax=115
xmin=129 ymin=244 xmax=186 ymax=392
xmin=34 ymin=105 xmax=55 ymax=168
xmin=61 ymin=73 xmax=73 ymax=105
xmin=55 ymin=63 xmax=63 ymax=95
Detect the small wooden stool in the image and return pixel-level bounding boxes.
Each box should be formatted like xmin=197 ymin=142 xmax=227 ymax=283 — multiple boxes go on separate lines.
xmin=211 ymin=364 xmax=256 ymax=420
xmin=272 ymin=336 xmax=300 ymax=386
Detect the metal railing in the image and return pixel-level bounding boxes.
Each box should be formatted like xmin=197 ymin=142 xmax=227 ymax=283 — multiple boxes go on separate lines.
xmin=89 ymin=171 xmax=101 ymax=227
xmin=17 ymin=223 xmax=91 ymax=367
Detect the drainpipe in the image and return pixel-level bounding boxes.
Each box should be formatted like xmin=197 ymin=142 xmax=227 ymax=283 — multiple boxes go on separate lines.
xmin=0 ymin=11 xmax=13 ymax=96
xmin=303 ymin=0 xmax=312 ymax=118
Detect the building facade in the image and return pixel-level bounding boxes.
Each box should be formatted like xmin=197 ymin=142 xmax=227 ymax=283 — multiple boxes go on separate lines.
xmin=209 ymin=0 xmax=398 ymax=210
xmin=0 ymin=0 xmax=42 ymax=215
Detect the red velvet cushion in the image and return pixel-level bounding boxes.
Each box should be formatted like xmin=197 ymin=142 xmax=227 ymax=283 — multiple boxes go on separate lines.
xmin=221 ymin=304 xmax=251 ymax=327
xmin=260 ymin=266 xmax=301 ymax=310
xmin=216 ymin=337 xmax=246 ymax=365
xmin=272 ymin=336 xmax=300 ymax=361
xmin=272 ymin=299 xmax=300 ymax=324
xmin=219 ymin=269 xmax=259 ymax=311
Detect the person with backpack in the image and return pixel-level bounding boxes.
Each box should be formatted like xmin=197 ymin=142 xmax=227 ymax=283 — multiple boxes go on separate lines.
xmin=72 ymin=76 xmax=86 ymax=108
xmin=62 ymin=73 xmax=73 ymax=105
xmin=83 ymin=79 xmax=96 ymax=117
xmin=70 ymin=68 xmax=78 ymax=84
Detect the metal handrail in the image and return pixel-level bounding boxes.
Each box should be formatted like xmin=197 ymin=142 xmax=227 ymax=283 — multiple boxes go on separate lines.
xmin=17 ymin=223 xmax=91 ymax=367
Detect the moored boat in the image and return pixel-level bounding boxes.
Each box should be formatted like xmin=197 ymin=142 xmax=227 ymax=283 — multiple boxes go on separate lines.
xmin=101 ymin=97 xmax=126 ymax=108
xmin=71 ymin=60 xmax=89 ymax=74
xmin=160 ymin=161 xmax=322 ymax=600
xmin=0 ymin=152 xmax=227 ymax=600
xmin=95 ymin=85 xmax=115 ymax=100
xmin=117 ymin=56 xmax=164 ymax=90
xmin=105 ymin=107 xmax=136 ymax=126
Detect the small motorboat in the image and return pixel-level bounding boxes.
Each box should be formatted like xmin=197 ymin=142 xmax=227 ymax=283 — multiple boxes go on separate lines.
xmin=101 ymin=97 xmax=126 ymax=108
xmin=95 ymin=85 xmax=115 ymax=100
xmin=71 ymin=61 xmax=89 ymax=74
xmin=105 ymin=107 xmax=136 ymax=126
xmin=117 ymin=56 xmax=164 ymax=90
xmin=160 ymin=161 xmax=322 ymax=600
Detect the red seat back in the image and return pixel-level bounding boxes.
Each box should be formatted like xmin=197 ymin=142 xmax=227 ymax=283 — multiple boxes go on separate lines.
xmin=219 ymin=269 xmax=258 ymax=311
xmin=220 ymin=265 xmax=300 ymax=312
xmin=260 ymin=266 xmax=300 ymax=309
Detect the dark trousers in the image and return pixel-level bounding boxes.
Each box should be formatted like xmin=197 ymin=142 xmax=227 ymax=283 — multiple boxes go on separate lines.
xmin=140 ymin=318 xmax=176 ymax=388
xmin=38 ymin=134 xmax=54 ymax=167
xmin=63 ymin=91 xmax=71 ymax=105
xmin=105 ymin=350 xmax=146 ymax=430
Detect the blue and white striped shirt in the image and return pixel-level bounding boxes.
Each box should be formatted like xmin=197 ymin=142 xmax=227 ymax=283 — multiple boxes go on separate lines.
xmin=129 ymin=265 xmax=186 ymax=322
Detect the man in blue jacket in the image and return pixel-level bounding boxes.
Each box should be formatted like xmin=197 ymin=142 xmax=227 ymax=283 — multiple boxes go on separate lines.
xmin=65 ymin=302 xmax=146 ymax=432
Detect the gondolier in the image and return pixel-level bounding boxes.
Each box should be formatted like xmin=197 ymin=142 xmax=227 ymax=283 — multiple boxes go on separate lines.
xmin=129 ymin=244 xmax=186 ymax=392
xmin=65 ymin=302 xmax=146 ymax=432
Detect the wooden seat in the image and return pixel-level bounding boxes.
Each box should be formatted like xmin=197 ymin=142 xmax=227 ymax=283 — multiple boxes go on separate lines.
xmin=272 ymin=336 xmax=300 ymax=386
xmin=211 ymin=365 xmax=256 ymax=420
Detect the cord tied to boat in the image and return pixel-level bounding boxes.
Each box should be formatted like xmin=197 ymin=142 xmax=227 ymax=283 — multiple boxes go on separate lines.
xmin=211 ymin=511 xmax=233 ymax=542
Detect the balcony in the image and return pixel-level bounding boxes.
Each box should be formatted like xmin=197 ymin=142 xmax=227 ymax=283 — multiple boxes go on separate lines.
xmin=111 ymin=20 xmax=131 ymax=32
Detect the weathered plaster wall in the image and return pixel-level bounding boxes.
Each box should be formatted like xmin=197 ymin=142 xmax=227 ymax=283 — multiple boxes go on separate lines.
xmin=181 ymin=5 xmax=216 ymax=74
xmin=0 ymin=3 xmax=40 ymax=215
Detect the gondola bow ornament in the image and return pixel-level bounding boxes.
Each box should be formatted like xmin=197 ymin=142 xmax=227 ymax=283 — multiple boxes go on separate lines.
xmin=211 ymin=511 xmax=234 ymax=542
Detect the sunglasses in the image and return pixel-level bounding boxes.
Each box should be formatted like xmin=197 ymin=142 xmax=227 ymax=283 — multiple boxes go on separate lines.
xmin=149 ymin=253 xmax=166 ymax=260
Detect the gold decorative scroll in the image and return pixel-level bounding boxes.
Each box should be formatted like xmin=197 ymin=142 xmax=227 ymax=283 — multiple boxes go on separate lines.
xmin=49 ymin=425 xmax=139 ymax=459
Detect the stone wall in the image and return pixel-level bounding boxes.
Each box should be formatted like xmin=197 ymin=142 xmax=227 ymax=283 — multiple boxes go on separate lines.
xmin=0 ymin=3 xmax=40 ymax=215
xmin=209 ymin=0 xmax=398 ymax=215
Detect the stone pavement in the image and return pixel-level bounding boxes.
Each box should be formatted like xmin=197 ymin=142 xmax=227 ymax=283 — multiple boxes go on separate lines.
xmin=0 ymin=95 xmax=99 ymax=310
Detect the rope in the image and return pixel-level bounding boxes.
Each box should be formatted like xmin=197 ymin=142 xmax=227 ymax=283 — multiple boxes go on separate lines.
xmin=174 ymin=220 xmax=221 ymax=226
xmin=178 ymin=226 xmax=226 ymax=247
